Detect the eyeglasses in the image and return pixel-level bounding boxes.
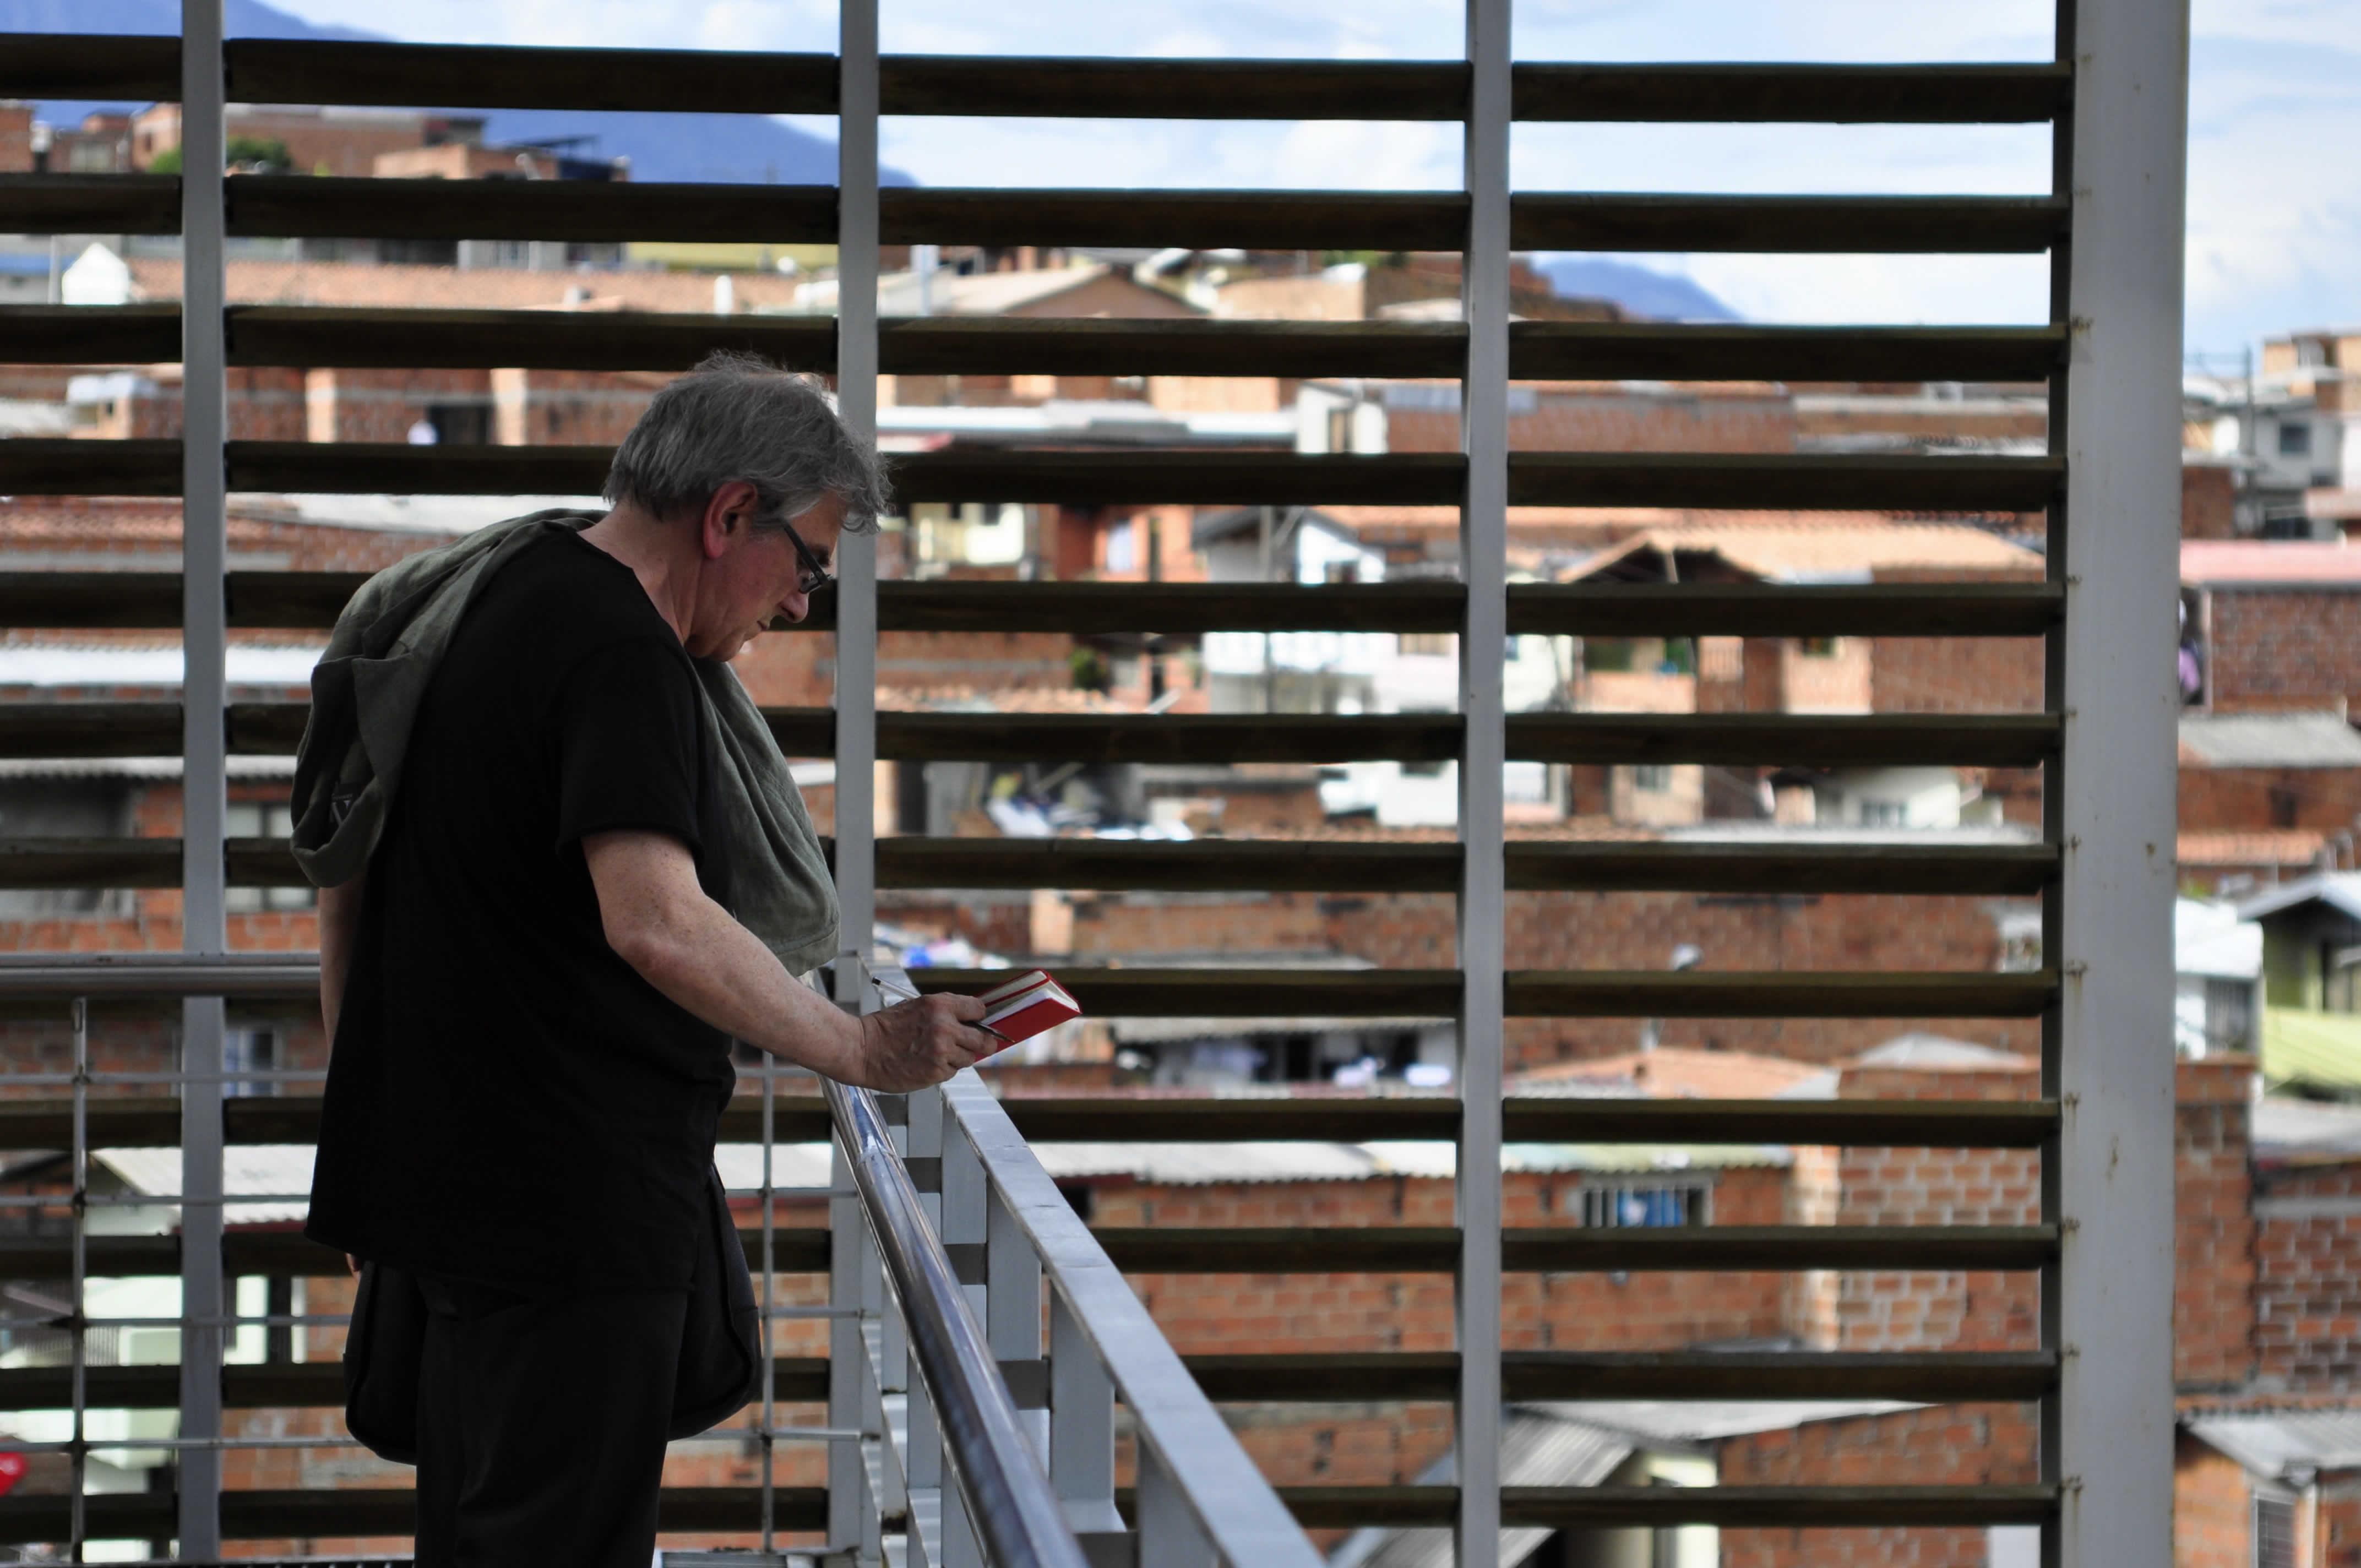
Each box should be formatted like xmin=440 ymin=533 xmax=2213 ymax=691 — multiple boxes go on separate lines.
xmin=771 ymin=515 xmax=834 ymax=598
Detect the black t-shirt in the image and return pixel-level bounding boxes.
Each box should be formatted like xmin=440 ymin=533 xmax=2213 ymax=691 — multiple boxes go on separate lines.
xmin=307 ymin=526 xmax=735 ymax=1293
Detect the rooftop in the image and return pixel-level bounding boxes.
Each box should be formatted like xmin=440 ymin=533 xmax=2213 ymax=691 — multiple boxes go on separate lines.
xmin=2179 ymin=711 xmax=2361 ymax=769
xmin=2183 ymin=540 xmax=2361 ymax=588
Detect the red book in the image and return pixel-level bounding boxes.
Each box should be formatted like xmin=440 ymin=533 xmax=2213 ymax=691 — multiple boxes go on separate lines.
xmin=972 ymin=970 xmax=1082 ymax=1048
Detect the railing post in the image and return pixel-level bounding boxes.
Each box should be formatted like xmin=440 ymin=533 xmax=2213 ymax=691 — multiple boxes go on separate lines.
xmin=177 ymin=0 xmax=231 ymax=1554
xmin=985 ymin=1186 xmax=1048 ymax=1460
xmin=2053 ymin=0 xmax=2187 ymax=1562
xmin=1136 ymin=1445 xmax=1217 ymax=1568
xmin=1457 ymin=0 xmax=1513 ymax=1561
xmin=1048 ymin=1291 xmax=1120 ymax=1536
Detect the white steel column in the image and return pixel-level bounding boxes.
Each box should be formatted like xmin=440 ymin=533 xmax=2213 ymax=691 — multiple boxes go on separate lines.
xmin=1456 ymin=0 xmax=1510 ymax=1561
xmin=829 ymin=1 xmax=882 ymax=1551
xmin=2054 ymin=0 xmax=2187 ymax=1561
xmin=832 ymin=0 xmax=879 ymax=997
xmin=177 ymin=0 xmax=230 ymax=1554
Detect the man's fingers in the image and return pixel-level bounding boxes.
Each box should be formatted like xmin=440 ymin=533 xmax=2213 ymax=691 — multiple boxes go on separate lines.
xmin=940 ymin=992 xmax=988 ymax=1022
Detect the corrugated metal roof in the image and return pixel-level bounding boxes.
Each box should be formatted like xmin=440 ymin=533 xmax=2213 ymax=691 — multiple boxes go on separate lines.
xmin=1350 ymin=1409 xmax=1634 ymax=1568
xmin=97 ymin=1144 xmax=314 ymax=1226
xmin=2261 ymin=1009 xmax=2361 ymax=1092
xmin=2238 ymin=872 xmax=2361 ymax=924
xmin=2179 ymin=712 xmax=2361 ymax=769
xmin=2187 ymin=1409 xmax=2361 ymax=1478
xmin=2253 ymin=1096 xmax=2361 ymax=1162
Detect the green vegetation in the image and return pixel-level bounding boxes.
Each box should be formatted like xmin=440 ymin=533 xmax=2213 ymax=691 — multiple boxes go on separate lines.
xmin=148 ymin=138 xmax=295 ymax=175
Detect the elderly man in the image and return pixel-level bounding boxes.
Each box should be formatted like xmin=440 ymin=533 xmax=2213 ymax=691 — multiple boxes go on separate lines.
xmin=301 ymin=355 xmax=996 ymax=1565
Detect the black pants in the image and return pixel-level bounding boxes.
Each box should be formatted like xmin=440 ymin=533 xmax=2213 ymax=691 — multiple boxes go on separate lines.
xmin=413 ymin=1275 xmax=689 ymax=1568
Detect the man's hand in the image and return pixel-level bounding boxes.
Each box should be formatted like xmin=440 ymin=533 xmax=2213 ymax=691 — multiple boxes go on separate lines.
xmin=851 ymin=993 xmax=999 ymax=1092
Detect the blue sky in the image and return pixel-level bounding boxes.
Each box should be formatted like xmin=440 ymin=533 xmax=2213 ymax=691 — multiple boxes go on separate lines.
xmin=242 ymin=0 xmax=2355 ymax=356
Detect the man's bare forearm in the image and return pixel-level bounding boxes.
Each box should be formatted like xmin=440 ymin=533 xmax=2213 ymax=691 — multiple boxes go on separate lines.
xmin=619 ymin=886 xmax=866 ymax=1079
xmin=318 ymin=868 xmax=366 ymax=1045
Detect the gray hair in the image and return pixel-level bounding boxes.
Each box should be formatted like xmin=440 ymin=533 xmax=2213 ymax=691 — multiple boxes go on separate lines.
xmin=603 ymin=351 xmax=889 ymax=534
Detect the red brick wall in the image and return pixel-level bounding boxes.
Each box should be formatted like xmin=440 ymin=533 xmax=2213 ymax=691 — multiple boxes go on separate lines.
xmin=2185 ymin=464 xmax=2238 ymax=540
xmin=2324 ymin=1480 xmax=2361 ymax=1568
xmin=1718 ymin=1403 xmax=2038 ymax=1568
xmin=2177 ymin=1429 xmax=2255 ymax=1568
xmin=2180 ymin=765 xmax=2361 ymax=833
xmin=2205 ymin=587 xmax=2361 ymax=715
xmin=2255 ymin=1159 xmax=2361 ymax=1390
xmin=1385 ymin=385 xmax=1795 ymax=455
xmin=1867 ymin=569 xmax=2049 ymax=715
xmin=2180 ymin=1058 xmax=2262 ymax=1389
xmin=0 ymin=102 xmax=31 ymax=174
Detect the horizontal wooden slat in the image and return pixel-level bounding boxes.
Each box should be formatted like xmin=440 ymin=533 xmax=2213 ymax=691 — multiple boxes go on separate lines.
xmin=0 ymin=704 xmax=2056 ymax=771
xmin=1506 ymin=713 xmax=2060 ymax=767
xmin=0 ymin=43 xmax=2070 ymax=128
xmin=873 ymin=712 xmax=1462 ymax=764
xmin=0 ymin=175 xmax=180 ymax=236
xmin=0 ymin=1221 xmax=2049 ymax=1279
xmin=1182 ymin=1349 xmax=2055 ymax=1403
xmin=911 ymin=965 xmax=2056 ymax=1019
xmin=0 ymin=574 xmax=2063 ymax=641
xmin=226 ymin=38 xmax=840 ymax=113
xmin=0 ymin=305 xmax=2064 ymax=384
xmin=3 ymin=441 xmax=2063 ymax=515
xmin=229 ymin=305 xmax=838 ymax=372
xmin=884 ymin=315 xmax=1469 ymax=378
xmin=882 ymin=56 xmax=1468 ymax=120
xmin=1502 ymin=1097 xmax=2059 ymax=1148
xmin=1506 ymin=452 xmax=2064 ymax=511
xmin=0 ymin=700 xmax=185 ymax=758
xmin=914 ymin=966 xmax=1462 ymax=1018
xmin=0 ymin=303 xmax=182 ymax=364
xmin=880 ymin=189 xmax=1468 ymax=250
xmin=1514 ymin=63 xmax=2071 ymax=123
xmin=891 ymin=451 xmax=1464 ymax=507
xmin=0 ymin=1357 xmax=830 ymax=1412
xmin=864 ymin=581 xmax=1464 ymax=635
xmin=0 ymin=438 xmax=181 ymax=498
xmin=1508 ymin=582 xmax=2063 ymax=639
xmin=1513 ymin=194 xmax=2069 ymax=253
xmin=1512 ymin=322 xmax=2067 ymax=383
xmin=0 ymin=32 xmax=181 ymax=99
xmin=0 ymin=837 xmax=300 ymax=890
xmin=225 ymin=175 xmax=837 ymax=243
xmin=1504 ymin=968 xmax=2059 ymax=1019
xmin=1090 ymin=1224 xmax=2055 ymax=1272
xmin=874 ymin=839 xmax=2059 ymax=895
xmin=225 ymin=440 xmax=613 ymax=494
xmin=0 ymin=1228 xmax=831 ymax=1280
xmin=0 ymin=1093 xmax=2060 ymax=1151
xmin=878 ymin=837 xmax=1461 ymax=892
xmin=0 ymin=1487 xmax=829 ymax=1544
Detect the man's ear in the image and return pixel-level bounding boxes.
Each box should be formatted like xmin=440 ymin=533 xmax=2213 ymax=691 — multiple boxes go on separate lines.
xmin=698 ymin=481 xmax=761 ymax=562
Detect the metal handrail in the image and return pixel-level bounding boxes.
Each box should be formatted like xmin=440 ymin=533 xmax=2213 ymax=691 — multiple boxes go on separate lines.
xmin=942 ymin=1069 xmax=1326 ymax=1566
xmin=822 ymin=1075 xmax=1090 ymax=1568
xmin=0 ymin=954 xmax=317 ymax=998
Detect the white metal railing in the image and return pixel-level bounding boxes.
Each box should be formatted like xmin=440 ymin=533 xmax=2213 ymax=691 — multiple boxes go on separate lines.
xmin=823 ymin=963 xmax=1323 ymax=1568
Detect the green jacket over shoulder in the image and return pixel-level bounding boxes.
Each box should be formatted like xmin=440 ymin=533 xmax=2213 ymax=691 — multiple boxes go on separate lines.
xmin=288 ymin=509 xmax=841 ymax=975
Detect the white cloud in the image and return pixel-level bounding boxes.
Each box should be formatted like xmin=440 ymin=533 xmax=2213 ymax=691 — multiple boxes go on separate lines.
xmin=250 ymin=0 xmax=2356 ymax=350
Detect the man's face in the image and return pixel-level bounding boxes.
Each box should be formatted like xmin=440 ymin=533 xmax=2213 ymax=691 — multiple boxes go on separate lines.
xmin=694 ymin=492 xmax=845 ymax=661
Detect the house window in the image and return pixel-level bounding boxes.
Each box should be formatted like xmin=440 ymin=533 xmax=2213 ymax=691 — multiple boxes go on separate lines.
xmin=426 ymin=404 xmax=491 ymax=446
xmin=1633 ymin=765 xmax=1673 ymax=793
xmin=1798 ymin=636 xmax=1841 ymax=658
xmin=2254 ymin=1494 xmax=2297 ymax=1568
xmin=1857 ymin=799 xmax=1908 ymax=827
xmin=2278 ymin=422 xmax=2312 ymax=458
xmin=1577 ymin=1182 xmax=1710 ymax=1228
xmin=1103 ymin=520 xmax=1137 ymax=574
xmin=225 ymin=1029 xmax=278 ymax=1099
